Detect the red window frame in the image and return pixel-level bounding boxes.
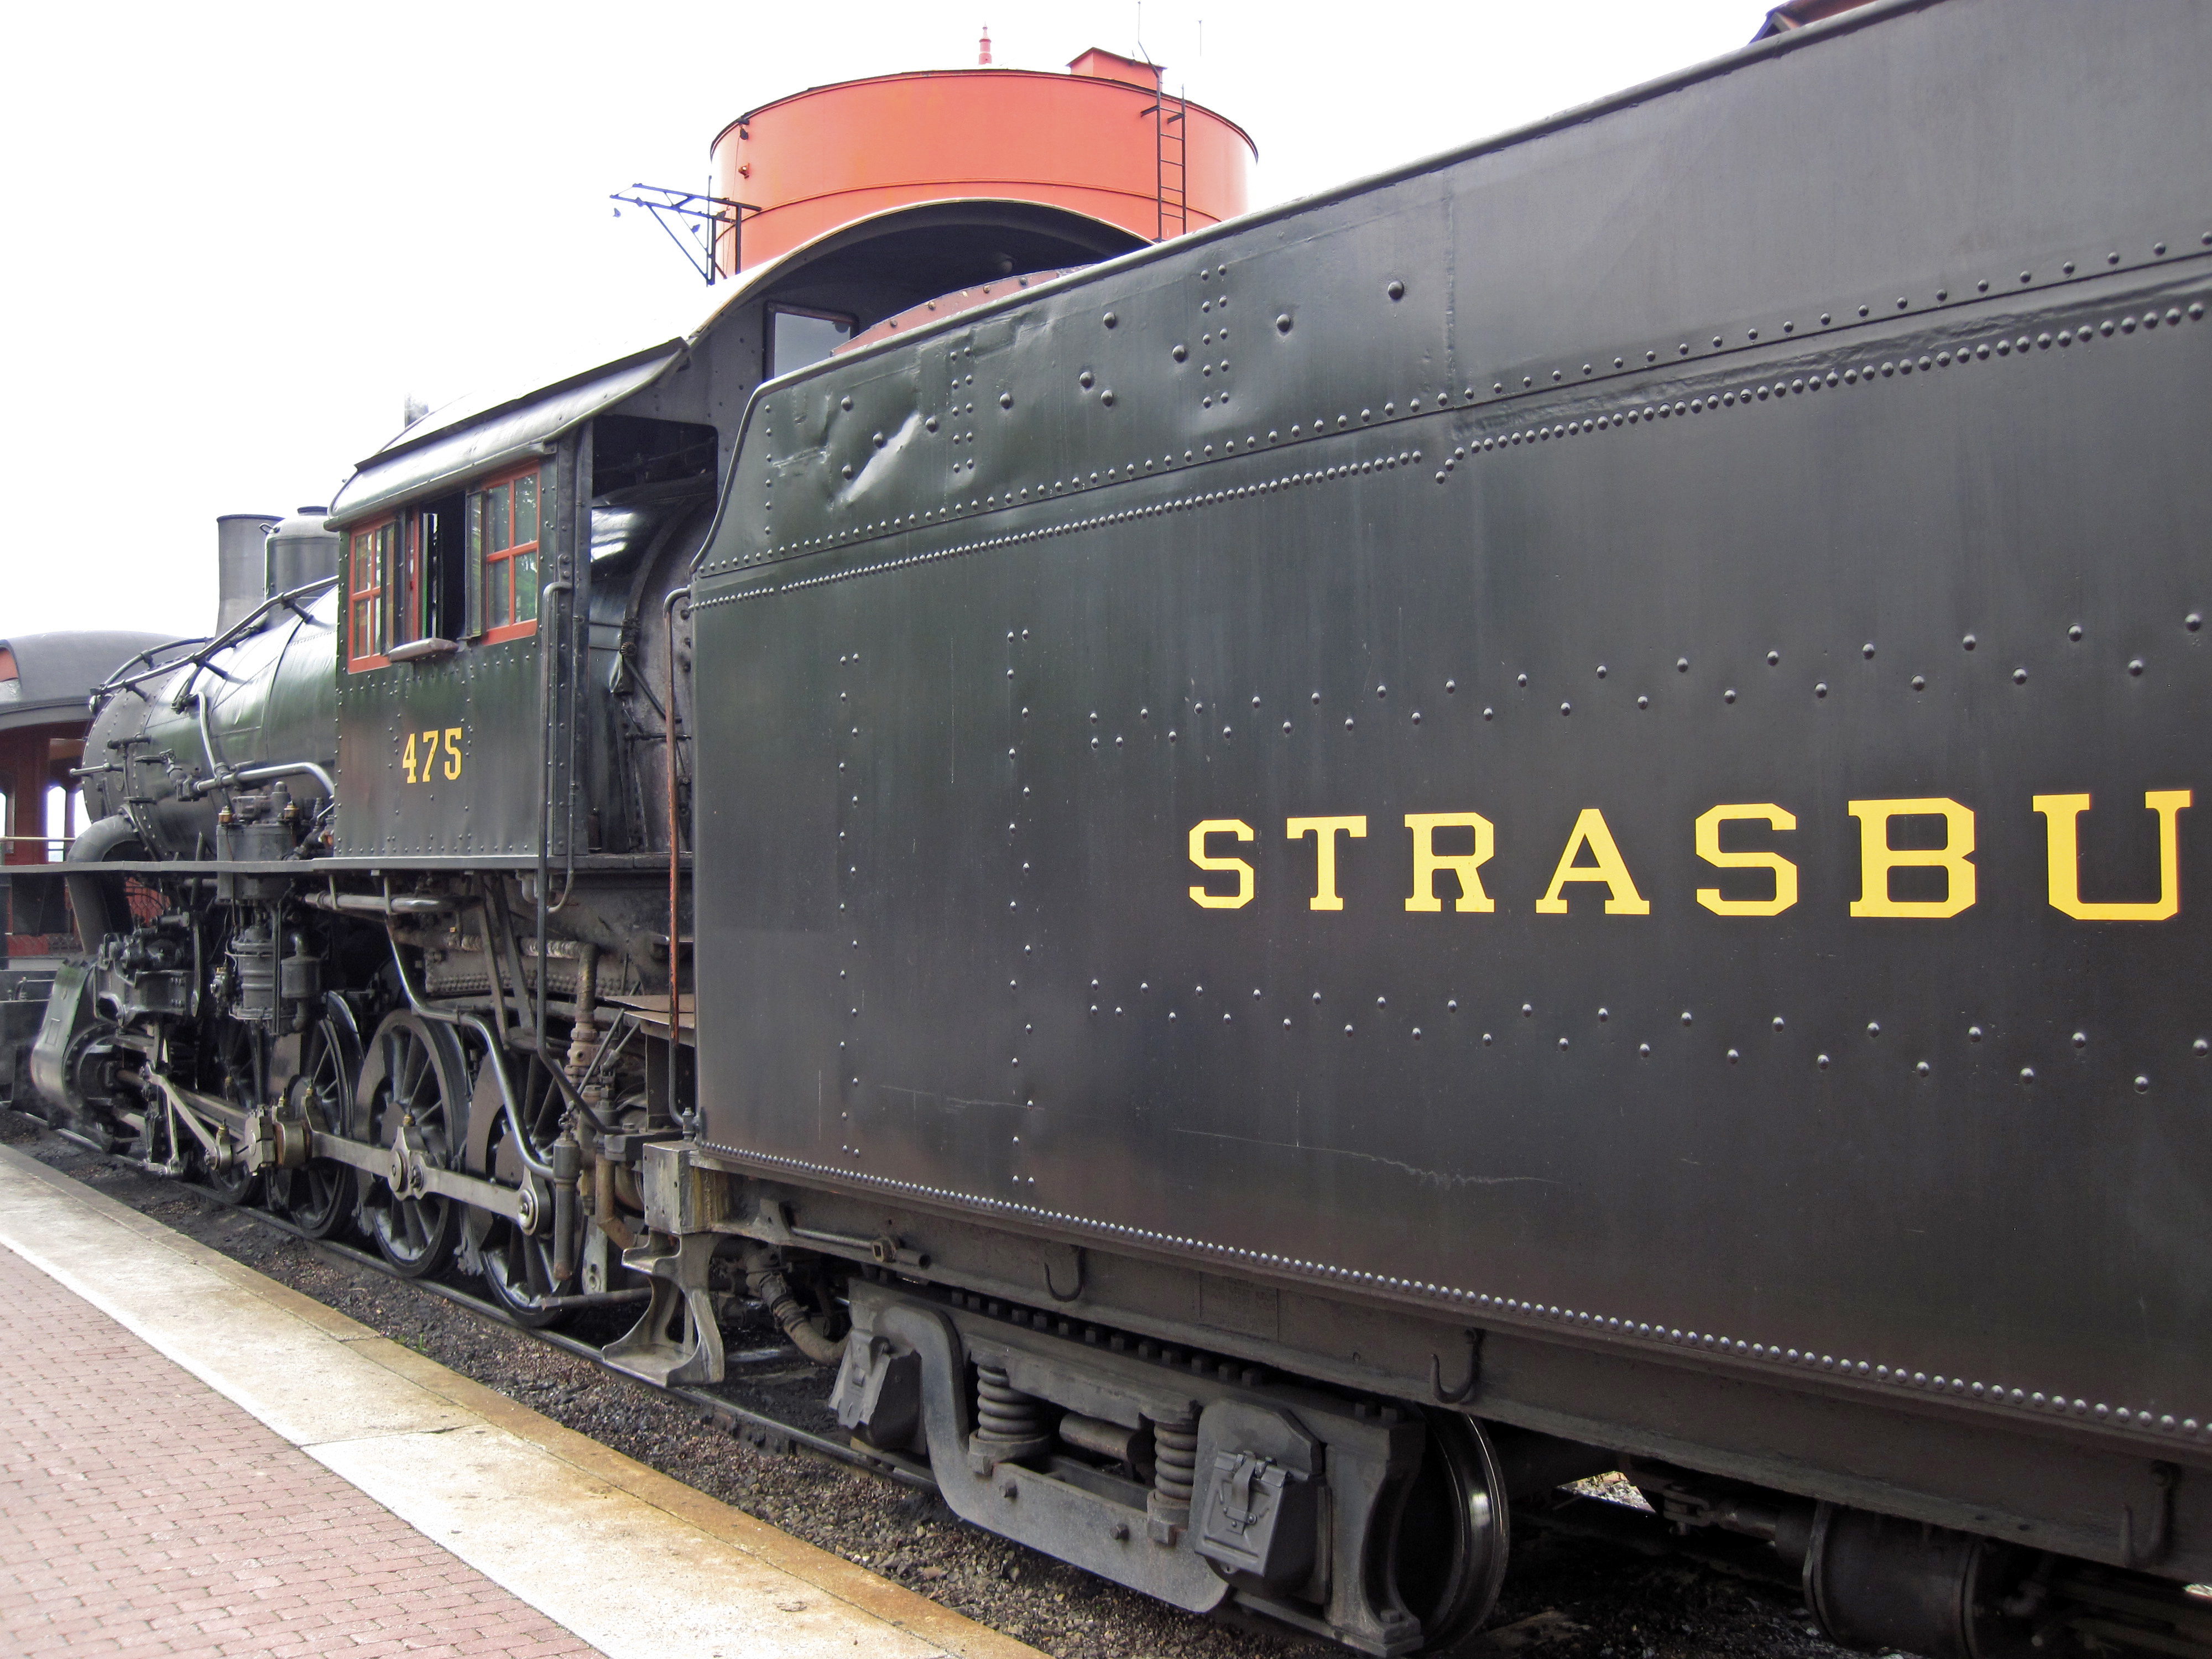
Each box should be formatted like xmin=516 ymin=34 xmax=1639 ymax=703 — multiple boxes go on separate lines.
xmin=479 ymin=465 xmax=542 ymax=645
xmin=399 ymin=512 xmax=428 ymax=646
xmin=347 ymin=519 xmax=395 ymax=670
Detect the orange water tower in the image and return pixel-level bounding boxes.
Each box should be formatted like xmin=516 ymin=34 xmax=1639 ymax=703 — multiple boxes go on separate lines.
xmin=712 ymin=49 xmax=1254 ymax=275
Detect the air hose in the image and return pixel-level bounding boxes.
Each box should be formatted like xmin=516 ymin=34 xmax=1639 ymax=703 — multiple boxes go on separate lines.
xmin=739 ymin=1243 xmax=846 ymax=1365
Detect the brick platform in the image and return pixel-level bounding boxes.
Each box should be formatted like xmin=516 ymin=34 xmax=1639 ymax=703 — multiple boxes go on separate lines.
xmin=0 ymin=1240 xmax=603 ymax=1658
xmin=0 ymin=1144 xmax=1037 ymax=1659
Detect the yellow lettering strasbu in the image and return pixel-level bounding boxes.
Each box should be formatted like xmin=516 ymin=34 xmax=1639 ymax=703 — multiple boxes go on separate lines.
xmin=1287 ymin=816 xmax=1368 ymax=911
xmin=1847 ymin=798 xmax=1975 ymax=917
xmin=1535 ymin=809 xmax=1650 ymax=915
xmin=2032 ymin=790 xmax=2191 ymax=920
xmin=1695 ymin=805 xmax=1798 ymax=917
xmin=1183 ymin=791 xmax=2194 ymax=920
xmin=1187 ymin=819 xmax=1255 ymax=909
xmin=1404 ymin=812 xmax=1496 ymax=913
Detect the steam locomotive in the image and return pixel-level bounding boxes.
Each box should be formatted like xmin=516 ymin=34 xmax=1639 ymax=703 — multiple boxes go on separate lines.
xmin=22 ymin=2 xmax=2212 ymax=1654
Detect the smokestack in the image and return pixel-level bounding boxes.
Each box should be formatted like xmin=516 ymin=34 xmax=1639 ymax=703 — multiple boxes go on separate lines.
xmin=979 ymin=24 xmax=992 ymax=65
xmin=216 ymin=514 xmax=282 ymax=634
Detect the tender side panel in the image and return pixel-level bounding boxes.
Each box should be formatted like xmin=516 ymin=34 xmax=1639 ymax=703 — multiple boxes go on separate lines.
xmin=693 ymin=0 xmax=2212 ymax=1483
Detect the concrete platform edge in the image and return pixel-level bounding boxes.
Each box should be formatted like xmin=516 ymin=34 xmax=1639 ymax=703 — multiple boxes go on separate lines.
xmin=0 ymin=1140 xmax=1045 ymax=1659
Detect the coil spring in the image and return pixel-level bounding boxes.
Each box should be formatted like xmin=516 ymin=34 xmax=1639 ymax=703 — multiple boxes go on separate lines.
xmin=975 ymin=1364 xmax=1047 ymax=1441
xmin=1151 ymin=1415 xmax=1198 ymax=1505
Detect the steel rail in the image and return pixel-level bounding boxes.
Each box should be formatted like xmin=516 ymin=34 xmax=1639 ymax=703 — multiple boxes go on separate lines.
xmin=212 ymin=1196 xmax=935 ymax=1491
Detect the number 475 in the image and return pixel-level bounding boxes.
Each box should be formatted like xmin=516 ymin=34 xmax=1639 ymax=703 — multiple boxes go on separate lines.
xmin=402 ymin=726 xmax=463 ymax=784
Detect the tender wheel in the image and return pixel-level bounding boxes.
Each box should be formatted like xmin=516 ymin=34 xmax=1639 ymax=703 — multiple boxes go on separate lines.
xmin=356 ymin=1010 xmax=466 ymax=1278
xmin=267 ymin=997 xmax=362 ymax=1239
xmin=1392 ymin=1412 xmax=1510 ymax=1655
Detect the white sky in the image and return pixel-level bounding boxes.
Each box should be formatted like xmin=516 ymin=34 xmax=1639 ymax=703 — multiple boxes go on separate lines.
xmin=0 ymin=0 xmax=1764 ymax=638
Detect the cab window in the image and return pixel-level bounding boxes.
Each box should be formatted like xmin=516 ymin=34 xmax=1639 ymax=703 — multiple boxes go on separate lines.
xmin=347 ymin=520 xmax=394 ymax=669
xmin=476 ymin=465 xmax=542 ymax=643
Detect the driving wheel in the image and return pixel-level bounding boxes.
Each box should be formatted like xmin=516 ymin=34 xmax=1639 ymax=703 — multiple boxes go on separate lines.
xmin=266 ymin=996 xmax=362 ymax=1239
xmin=475 ymin=1055 xmax=571 ymax=1328
xmin=356 ymin=1010 xmax=466 ymax=1277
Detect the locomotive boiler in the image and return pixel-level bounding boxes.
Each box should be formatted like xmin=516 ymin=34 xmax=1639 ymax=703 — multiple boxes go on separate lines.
xmin=24 ymin=5 xmax=2212 ymax=1656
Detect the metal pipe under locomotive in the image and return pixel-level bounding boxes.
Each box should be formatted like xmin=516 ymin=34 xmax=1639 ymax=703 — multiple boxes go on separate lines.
xmin=26 ymin=3 xmax=2212 ymax=1655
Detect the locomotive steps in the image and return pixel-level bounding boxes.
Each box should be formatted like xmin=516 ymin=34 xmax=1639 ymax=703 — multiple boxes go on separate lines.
xmin=0 ymin=1140 xmax=1039 ymax=1659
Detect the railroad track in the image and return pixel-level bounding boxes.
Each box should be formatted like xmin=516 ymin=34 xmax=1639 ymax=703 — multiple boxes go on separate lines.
xmin=208 ymin=1176 xmax=1815 ymax=1595
xmin=217 ymin=1194 xmax=941 ymax=1491
xmin=27 ymin=1113 xmax=929 ymax=1489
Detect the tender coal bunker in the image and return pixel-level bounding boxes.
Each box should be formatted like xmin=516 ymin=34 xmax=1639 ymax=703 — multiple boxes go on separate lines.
xmin=755 ymin=204 xmax=1144 ymax=337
